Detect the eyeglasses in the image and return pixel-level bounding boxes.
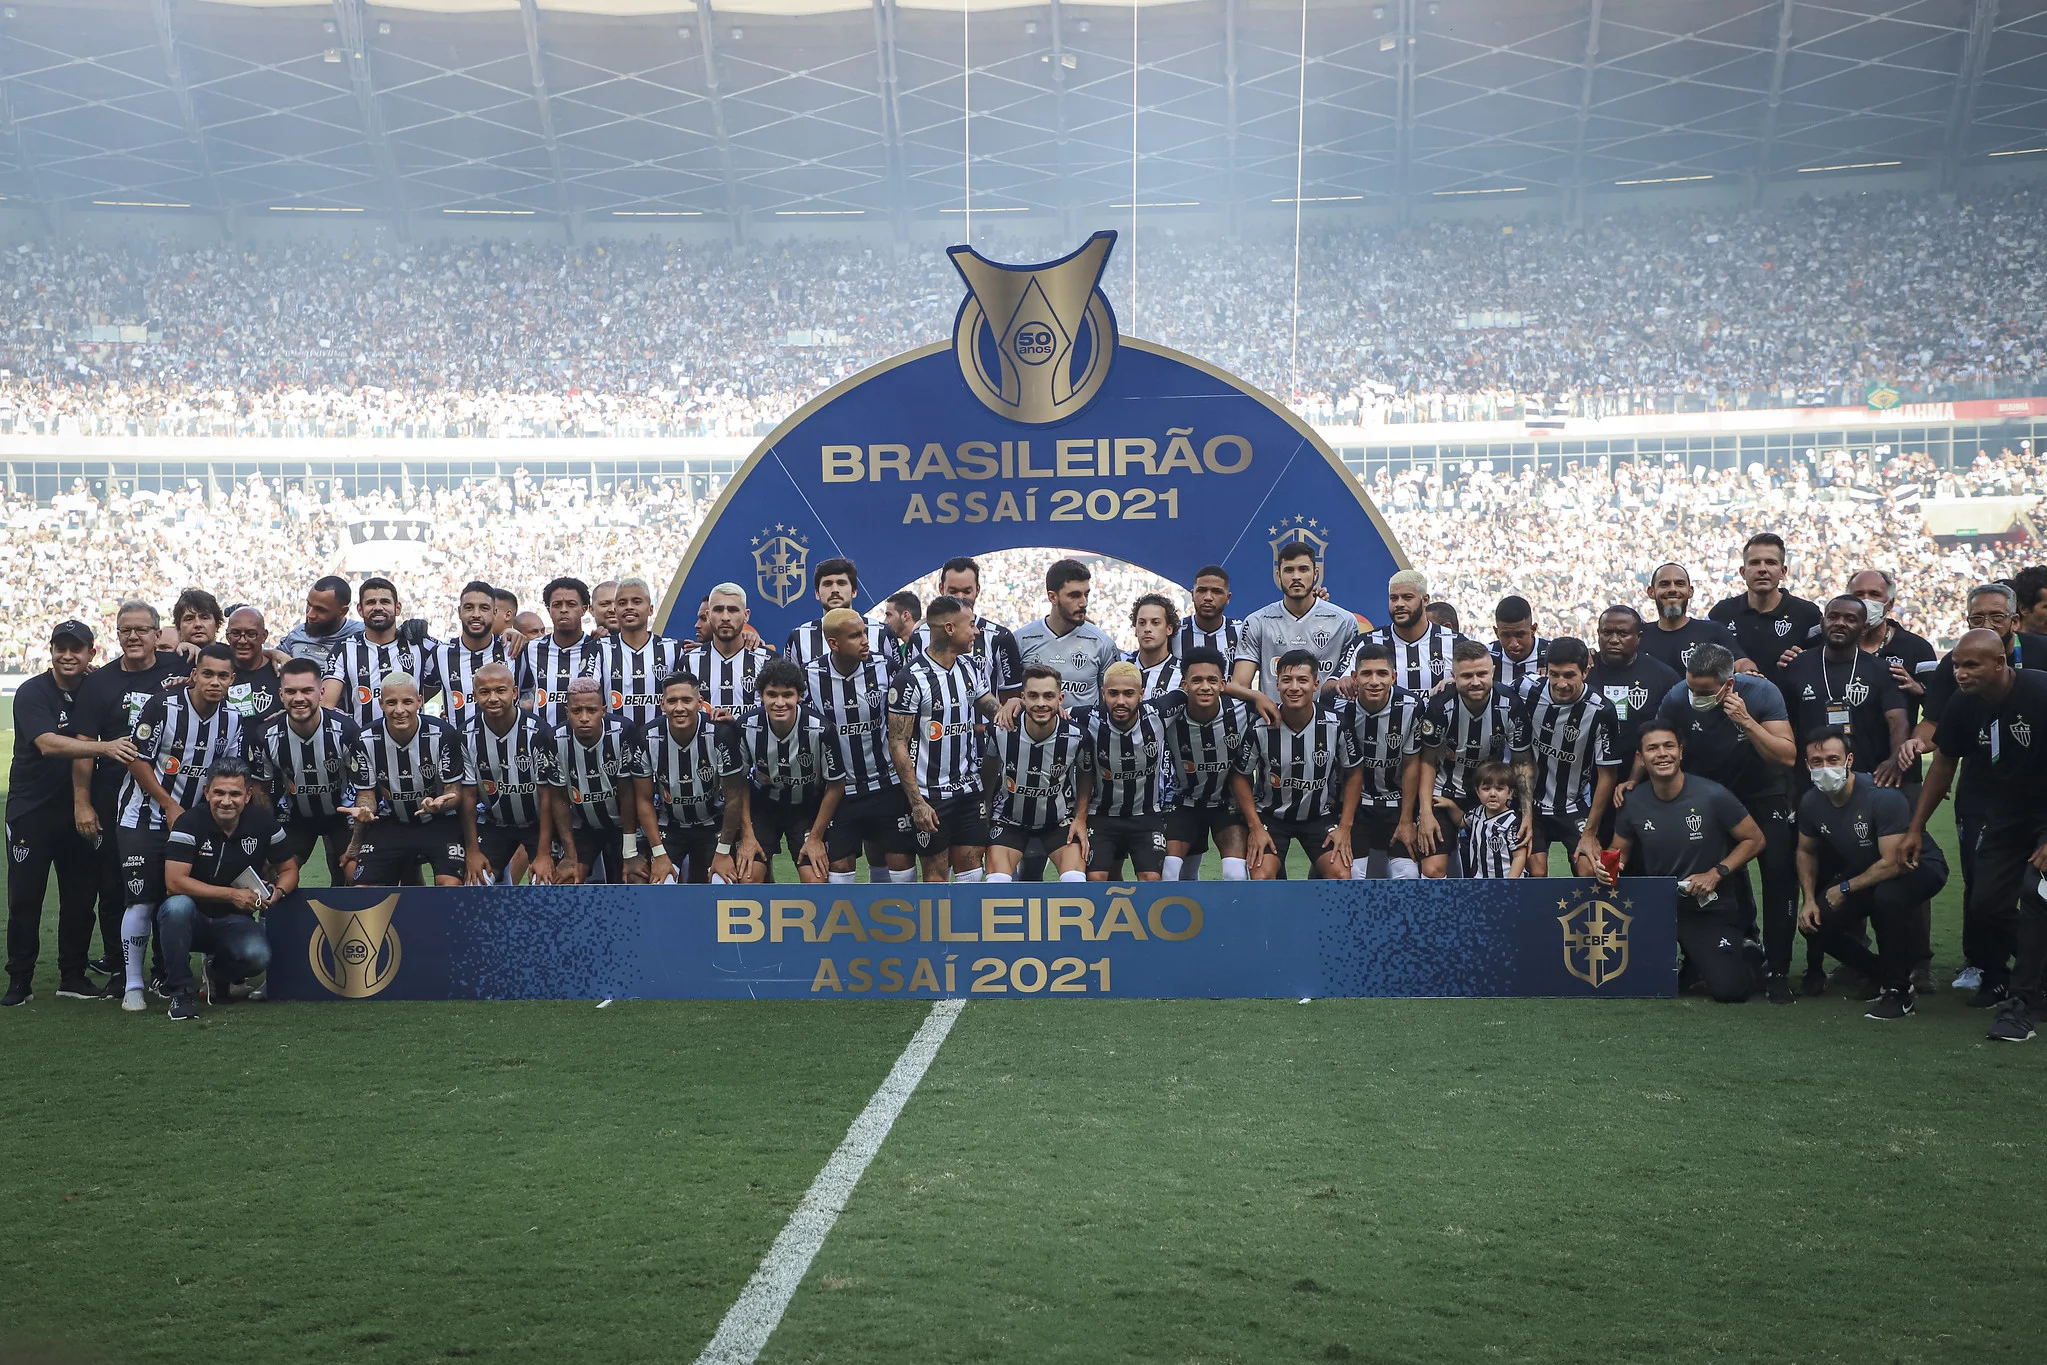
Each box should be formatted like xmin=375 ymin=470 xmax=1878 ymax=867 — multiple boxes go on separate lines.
xmin=225 ymin=629 xmax=262 ymax=641
xmin=116 ymin=626 xmax=155 ymax=637
xmin=1965 ymin=611 xmax=2011 ymax=626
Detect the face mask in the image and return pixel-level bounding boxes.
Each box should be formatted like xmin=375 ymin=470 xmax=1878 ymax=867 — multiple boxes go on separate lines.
xmin=1862 ymin=599 xmax=1885 ymax=627
xmin=1689 ymin=690 xmax=1721 ymax=711
xmin=1810 ymin=764 xmax=1850 ymax=794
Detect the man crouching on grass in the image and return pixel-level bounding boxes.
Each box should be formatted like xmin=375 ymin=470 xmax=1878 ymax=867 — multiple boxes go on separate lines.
xmin=157 ymin=758 xmax=297 ymax=1021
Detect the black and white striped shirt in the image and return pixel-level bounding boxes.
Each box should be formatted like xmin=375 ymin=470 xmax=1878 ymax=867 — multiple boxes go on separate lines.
xmin=912 ymin=616 xmax=1023 ymax=695
xmin=602 ymin=633 xmax=685 ymax=732
xmin=119 ymin=693 xmax=246 ymax=831
xmin=1350 ymin=623 xmax=1464 ymax=694
xmin=539 ymin=714 xmax=648 ymax=831
xmin=434 ymin=636 xmax=530 ymax=722
xmin=1125 ymin=651 xmax=1184 ymax=699
xmin=1151 ymin=691 xmax=1254 ymax=809
xmin=465 ymin=711 xmax=551 ymax=830
xmin=522 ymin=633 xmax=606 ymax=728
xmin=720 ymin=706 xmax=846 ymax=808
xmin=1174 ymin=616 xmax=1244 ymax=661
xmin=1343 ymin=688 xmax=1425 ymax=811
xmin=251 ymin=708 xmax=360 ymax=821
xmin=1233 ymin=703 xmax=1359 ymax=823
xmin=990 ymin=718 xmax=1090 ymax=830
xmin=805 ymin=655 xmax=899 ymax=797
xmin=887 ymin=650 xmax=990 ymax=801
xmin=785 ymin=617 xmax=892 ymax=668
xmin=349 ymin=714 xmax=475 ymax=826
xmin=1080 ymin=706 xmax=1173 ymax=819
xmin=1489 ymin=637 xmax=1550 ymax=691
xmin=1518 ymin=682 xmax=1619 ymax=817
xmin=685 ymin=642 xmax=774 ymax=713
xmin=640 ymin=717 xmax=726 ymax=829
xmin=1459 ymin=807 xmax=1523 ymax=878
xmin=1417 ymin=686 xmax=1530 ymax=802
xmin=324 ymin=635 xmax=441 ymax=727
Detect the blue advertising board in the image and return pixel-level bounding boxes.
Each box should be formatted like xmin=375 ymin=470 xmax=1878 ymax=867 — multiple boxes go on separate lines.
xmin=263 ymin=880 xmax=1674 ymax=1002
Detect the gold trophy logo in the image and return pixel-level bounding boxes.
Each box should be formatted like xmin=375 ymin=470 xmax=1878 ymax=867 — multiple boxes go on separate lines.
xmin=948 ymin=231 xmax=1119 ymax=425
xmin=309 ymin=895 xmax=404 ymax=998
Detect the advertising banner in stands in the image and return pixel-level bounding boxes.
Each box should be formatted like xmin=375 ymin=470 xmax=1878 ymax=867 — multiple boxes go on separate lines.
xmin=264 ymin=879 xmax=1675 ymax=1002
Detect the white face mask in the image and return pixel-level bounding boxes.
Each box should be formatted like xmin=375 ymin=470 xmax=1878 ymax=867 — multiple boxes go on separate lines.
xmin=1810 ymin=763 xmax=1850 ymax=794
xmin=1689 ymin=690 xmax=1722 ymax=711
xmin=1862 ymin=598 xmax=1886 ymax=627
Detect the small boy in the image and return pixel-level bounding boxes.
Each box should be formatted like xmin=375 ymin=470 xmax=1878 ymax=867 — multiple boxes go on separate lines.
xmin=1448 ymin=761 xmax=1525 ymax=879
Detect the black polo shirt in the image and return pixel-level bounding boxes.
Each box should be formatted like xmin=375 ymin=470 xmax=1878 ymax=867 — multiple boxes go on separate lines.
xmin=1920 ymin=632 xmax=2047 ymax=725
xmin=1654 ymin=673 xmax=1792 ymax=806
xmin=1932 ymin=668 xmax=2047 ymax=827
xmin=1778 ymin=647 xmax=1905 ymax=776
xmin=7 ymin=671 xmax=81 ymax=821
xmin=164 ymin=802 xmax=289 ymax=914
xmin=1707 ymin=592 xmax=1824 ymax=689
xmin=1586 ymin=651 xmax=1681 ymax=761
xmin=1797 ymin=780 xmax=1944 ymax=882
xmin=1613 ymin=773 xmax=1752 ymax=885
xmin=73 ymin=652 xmax=188 ymax=810
xmin=1638 ymin=617 xmax=1741 ymax=675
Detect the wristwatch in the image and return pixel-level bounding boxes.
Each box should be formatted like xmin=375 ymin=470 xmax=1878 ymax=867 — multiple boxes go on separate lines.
xmin=1711 ymin=862 xmax=1731 ymax=880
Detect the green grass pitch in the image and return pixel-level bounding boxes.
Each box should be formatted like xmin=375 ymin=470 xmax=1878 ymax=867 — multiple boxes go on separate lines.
xmin=5 ymin=697 xmax=2046 ymax=1362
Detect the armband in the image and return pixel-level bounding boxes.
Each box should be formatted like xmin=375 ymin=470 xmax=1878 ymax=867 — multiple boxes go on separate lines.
xmin=716 ymin=840 xmax=734 ymax=856
xmin=647 ymin=843 xmax=667 ymax=860
xmin=621 ymin=832 xmax=640 ymax=859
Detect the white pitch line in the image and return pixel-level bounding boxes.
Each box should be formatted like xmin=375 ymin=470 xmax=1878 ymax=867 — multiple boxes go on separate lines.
xmin=694 ymin=998 xmax=966 ymax=1365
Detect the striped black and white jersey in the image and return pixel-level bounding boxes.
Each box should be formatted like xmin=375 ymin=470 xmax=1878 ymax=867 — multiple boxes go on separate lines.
xmin=1417 ymin=686 xmax=1530 ymax=801
xmin=1489 ymin=637 xmax=1550 ymax=691
xmin=785 ymin=617 xmax=892 ymax=668
xmin=1151 ymin=691 xmax=1255 ymax=809
xmin=1518 ymin=682 xmax=1620 ymax=816
xmin=522 ymin=633 xmax=606 ymax=728
xmin=990 ymin=718 xmax=1091 ymax=830
xmin=684 ymin=642 xmax=774 ymax=713
xmin=323 ymin=634 xmax=442 ymax=727
xmin=1232 ymin=702 xmax=1360 ymax=823
xmin=250 ymin=708 xmax=361 ymax=821
xmin=1174 ymin=616 xmax=1244 ymax=661
xmin=118 ymin=693 xmax=246 ymax=831
xmin=349 ymin=714 xmax=475 ymax=825
xmin=1125 ymin=651 xmax=1184 ymax=699
xmin=602 ymin=632 xmax=685 ymax=731
xmin=433 ymin=636 xmax=530 ymax=722
xmin=538 ymin=714 xmax=648 ymax=831
xmin=719 ymin=706 xmax=846 ymax=808
xmin=805 ymin=655 xmax=899 ymax=797
xmin=1349 ymin=623 xmax=1464 ymax=694
xmin=1342 ymin=688 xmax=1426 ymax=811
xmin=912 ymin=616 xmax=1023 ymax=695
xmin=1079 ymin=706 xmax=1175 ymax=819
xmin=886 ymin=649 xmax=991 ymax=802
xmin=640 ymin=717 xmax=727 ymax=829
xmin=465 ymin=711 xmax=551 ymax=830
xmin=1459 ymin=807 xmax=1523 ymax=878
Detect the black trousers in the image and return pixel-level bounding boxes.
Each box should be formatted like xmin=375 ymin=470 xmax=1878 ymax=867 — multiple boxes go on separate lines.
xmin=1811 ymin=860 xmax=1950 ymax=993
xmin=89 ymin=795 xmax=126 ymax=965
xmin=1677 ymin=897 xmax=1755 ymax=1003
xmin=1725 ymin=796 xmax=1799 ymax=977
xmin=5 ymin=806 xmax=100 ymax=982
xmin=1977 ymin=812 xmax=2047 ymax=1004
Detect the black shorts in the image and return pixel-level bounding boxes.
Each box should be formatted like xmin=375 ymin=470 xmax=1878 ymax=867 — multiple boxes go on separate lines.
xmin=569 ymin=825 xmax=627 ymax=884
xmin=1088 ymin=814 xmax=1168 ymax=876
xmin=1532 ymin=811 xmax=1588 ymax=856
xmin=1263 ymin=815 xmax=1340 ymax=861
xmin=1353 ymin=805 xmax=1411 ymax=858
xmin=991 ymin=818 xmax=1067 ymax=853
xmin=661 ymin=822 xmax=722 ymax=883
xmin=356 ymin=818 xmax=467 ymax=884
xmin=913 ymin=794 xmax=988 ymax=857
xmin=1164 ymin=803 xmax=1244 ymax=853
xmin=750 ymin=796 xmax=821 ymax=863
xmin=827 ymin=787 xmax=915 ymax=862
xmin=116 ymin=825 xmax=171 ymax=908
xmin=478 ymin=823 xmax=542 ymax=880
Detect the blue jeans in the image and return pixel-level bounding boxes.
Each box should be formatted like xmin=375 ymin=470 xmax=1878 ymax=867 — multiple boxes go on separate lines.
xmin=154 ymin=897 xmax=271 ymax=996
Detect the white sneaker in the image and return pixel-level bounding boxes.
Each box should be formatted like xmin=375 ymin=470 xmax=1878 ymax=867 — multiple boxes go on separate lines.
xmin=120 ymin=988 xmax=146 ymax=1012
xmin=1953 ymin=966 xmax=1983 ymax=992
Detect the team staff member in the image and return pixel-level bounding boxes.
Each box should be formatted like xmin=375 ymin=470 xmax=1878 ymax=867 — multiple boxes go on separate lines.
xmin=1348 ymin=569 xmax=1451 ymax=694
xmin=641 ymin=672 xmax=727 ymax=883
xmin=540 ymin=677 xmax=661 ymax=885
xmin=278 ymin=575 xmax=363 ymax=664
xmin=1795 ymin=728 xmax=1948 ymax=1021
xmin=251 ymin=658 xmax=363 ymax=888
xmin=1174 ymin=565 xmax=1243 ymax=660
xmin=156 ymin=758 xmax=294 ymax=1021
xmin=1489 ymin=595 xmax=1548 ymax=690
xmin=1414 ymin=641 xmax=1532 ymax=879
xmin=1778 ymin=595 xmax=1909 ymax=788
xmin=1708 ymin=533 xmax=1822 ymax=687
xmin=1155 ymin=647 xmax=1257 ymax=881
xmin=1640 ymin=563 xmax=1746 ymax=675
xmin=806 ymin=609 xmax=917 ymax=884
xmin=322 ymin=577 xmax=441 ymax=727
xmin=223 ymin=608 xmax=283 ymax=723
xmin=717 ymin=660 xmax=844 ymax=884
xmin=785 ymin=557 xmax=891 ymax=666
xmin=5 ymin=621 xmax=131 ymax=1006
xmin=1232 ymin=650 xmax=1362 ymax=879
xmin=465 ymin=662 xmax=557 ymax=885
xmin=436 ymin=581 xmax=528 ymax=722
xmin=1601 ymin=722 xmax=1767 ymax=1003
xmin=1586 ymin=606 xmax=1681 ymax=765
xmin=986 ymin=666 xmax=1093 ymax=882
xmin=889 ymin=596 xmax=1002 ymax=882
xmin=1010 ymin=559 xmax=1122 ymax=712
xmin=345 ymin=672 xmax=479 ymax=888
xmin=1237 ymin=544 xmax=1361 ymax=709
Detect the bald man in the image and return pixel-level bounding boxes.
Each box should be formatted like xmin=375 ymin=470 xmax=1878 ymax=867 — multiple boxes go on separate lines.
xmin=345 ymin=671 xmax=479 ymax=887
xmin=224 ymin=607 xmax=283 ymax=722
xmin=1641 ymin=562 xmax=1749 ymax=675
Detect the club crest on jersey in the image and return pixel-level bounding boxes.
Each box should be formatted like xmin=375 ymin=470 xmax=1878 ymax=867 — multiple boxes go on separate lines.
xmin=1853 ymin=819 xmax=1870 ymax=842
xmin=1629 ymin=683 xmax=1649 ymax=710
xmin=752 ymin=524 xmax=810 ymax=609
xmin=9 ymin=842 xmax=27 ymax=863
xmin=1558 ymin=886 xmax=1631 ymax=988
xmin=2013 ymin=720 xmax=2034 ymax=748
xmin=1685 ymin=811 xmax=1703 ymax=835
xmin=241 ymin=836 xmax=260 ymax=855
xmin=1844 ymin=679 xmax=1869 ymax=708
xmin=950 ymin=231 xmax=1117 ymax=425
xmin=1564 ymin=723 xmax=1581 ymax=743
xmin=1774 ymin=619 xmax=1793 ymax=636
xmin=128 ymin=877 xmax=145 ymax=895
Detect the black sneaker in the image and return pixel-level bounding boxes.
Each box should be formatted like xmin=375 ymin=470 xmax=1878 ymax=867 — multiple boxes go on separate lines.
xmin=0 ymin=979 xmax=31 ymax=1008
xmin=167 ymin=992 xmax=199 ymax=1022
xmin=88 ymin=956 xmax=115 ymax=977
xmin=1988 ymin=999 xmax=2035 ymax=1043
xmin=1911 ymin=964 xmax=1936 ymax=994
xmin=1766 ymin=973 xmax=1796 ymax=1005
xmin=148 ymin=974 xmax=172 ymax=1000
xmin=55 ymin=976 xmax=106 ymax=1000
xmin=1801 ymin=965 xmax=1828 ymax=997
xmin=1865 ymin=988 xmax=1915 ymax=1021
xmin=1968 ymin=982 xmax=2010 ymax=1009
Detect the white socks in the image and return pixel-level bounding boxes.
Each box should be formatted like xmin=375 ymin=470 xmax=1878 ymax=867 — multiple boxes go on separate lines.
xmin=1351 ymin=857 xmax=1374 ymax=880
xmin=1220 ymin=857 xmax=1249 ymax=881
xmin=1161 ymin=855 xmax=1183 ymax=881
xmin=122 ymin=905 xmax=152 ymax=990
xmin=890 ymin=867 xmax=918 ymax=883
xmin=1388 ymin=857 xmax=1420 ymax=879
xmin=828 ymin=870 xmax=857 ymax=884
xmin=953 ymin=868 xmax=984 ymax=883
xmin=986 ymin=871 xmax=1013 ymax=882
xmin=1059 ymin=869 xmax=1087 ymax=882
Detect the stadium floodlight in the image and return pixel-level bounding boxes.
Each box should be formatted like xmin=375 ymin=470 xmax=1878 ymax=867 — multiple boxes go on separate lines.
xmin=1988 ymin=147 xmax=2047 ymax=157
xmin=1615 ymin=175 xmax=1714 ymax=185
xmin=1796 ymin=161 xmax=1902 ymax=173
xmin=1432 ymin=187 xmax=1526 ymax=196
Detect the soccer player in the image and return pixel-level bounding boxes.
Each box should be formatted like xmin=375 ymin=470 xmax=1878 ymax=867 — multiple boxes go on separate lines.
xmin=539 ymin=676 xmax=658 ymax=885
xmin=1347 ymin=569 xmax=1457 ymax=694
xmin=642 ymin=672 xmax=727 ymax=883
xmin=1640 ymin=562 xmax=1746 ymax=675
xmin=1646 ymin=643 xmax=1799 ymax=1003
xmin=889 ymin=596 xmax=1001 ymax=882
xmin=1235 ymin=543 xmax=1360 ymax=706
xmin=465 ymin=662 xmax=557 ymax=885
xmin=223 ymin=607 xmax=282 ymax=723
xmin=1454 ymin=763 xmax=1525 ymax=879
xmin=1155 ymin=647 xmax=1257 ymax=881
xmin=1175 ymin=565 xmax=1243 ymax=660
xmin=1011 ymin=559 xmax=1122 ymax=711
xmin=1518 ymin=637 xmax=1621 ymax=878
xmin=250 ymin=658 xmax=362 ymax=890
xmin=719 ymin=659 xmax=845 ymax=884
xmin=1413 ymin=640 xmax=1532 ymax=879
xmin=1708 ymin=533 xmax=1823 ymax=687
xmin=1127 ymin=595 xmax=1183 ymax=698
xmin=1488 ymin=595 xmax=1547 ymax=690
xmin=114 ymin=643 xmax=243 ymax=1011
xmin=1076 ymin=661 xmax=1174 ymax=881
xmin=592 ymin=579 xmax=621 ymax=638
xmin=806 ymin=608 xmax=916 ymax=884
xmin=1333 ymin=642 xmax=1422 ymax=881
xmin=491 ymin=586 xmax=520 ymax=635
xmin=1778 ymin=595 xmax=1908 ymax=788
xmin=278 ymin=575 xmax=363 ymax=665
xmin=1796 ymin=727 xmax=1949 ymax=1020
xmin=603 ymin=576 xmax=683 ymax=732
xmin=345 ymin=672 xmax=478 ymax=888
xmin=436 ymin=581 xmax=528 ymax=723
xmin=524 ymin=576 xmax=605 ymax=728
xmin=786 ymin=557 xmax=889 ymax=665
xmin=4 ymin=621 xmax=127 ymax=1006
xmin=515 ymin=610 xmax=546 ymax=640
xmin=322 ymin=577 xmax=441 ymax=727
xmin=882 ymin=591 xmax=921 ymax=668
xmin=156 ymin=758 xmax=293 ymax=1020
xmin=911 ymin=557 xmax=1023 ymax=700
xmin=1425 ymin=602 xmax=1461 ymax=633
xmin=1600 ymin=721 xmax=1767 ymax=1004
xmin=986 ymin=665 xmax=1093 ymax=883
xmin=686 ymin=582 xmax=774 ymax=716
xmin=1230 ymin=649 xmax=1361 ymax=879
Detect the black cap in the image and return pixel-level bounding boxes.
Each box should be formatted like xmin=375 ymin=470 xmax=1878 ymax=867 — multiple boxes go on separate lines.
xmin=49 ymin=619 xmax=95 ymax=647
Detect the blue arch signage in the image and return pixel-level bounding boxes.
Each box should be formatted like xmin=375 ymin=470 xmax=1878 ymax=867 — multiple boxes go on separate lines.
xmin=658 ymin=231 xmax=1408 ymax=641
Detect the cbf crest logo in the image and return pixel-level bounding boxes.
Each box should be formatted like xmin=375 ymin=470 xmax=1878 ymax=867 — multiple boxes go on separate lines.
xmin=1267 ymin=513 xmax=1329 ymax=569
xmin=1559 ymin=886 xmax=1632 ymax=988
xmin=750 ymin=524 xmax=810 ymax=609
xmin=308 ymin=895 xmax=402 ymax=998
xmin=949 ymin=231 xmax=1118 ymax=425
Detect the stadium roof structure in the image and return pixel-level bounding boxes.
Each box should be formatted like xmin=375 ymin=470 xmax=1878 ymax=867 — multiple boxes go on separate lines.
xmin=0 ymin=0 xmax=2042 ymax=233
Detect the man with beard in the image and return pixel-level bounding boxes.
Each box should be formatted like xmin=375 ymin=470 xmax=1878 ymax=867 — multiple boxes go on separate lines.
xmin=1236 ymin=544 xmax=1360 ymax=712
xmin=1348 ymin=569 xmax=1457 ymax=694
xmin=345 ymin=672 xmax=478 ymax=888
xmin=2011 ymin=565 xmax=2047 ymax=636
xmin=785 ymin=557 xmax=891 ymax=666
xmin=1078 ymin=661 xmax=1175 ymax=882
xmin=1849 ymin=568 xmax=1940 ymax=991
xmin=1011 ymin=559 xmax=1124 ymax=715
xmin=1413 ymin=641 xmax=1532 ymax=879
xmin=1777 ymin=596 xmax=1909 ymax=794
xmin=890 ymin=596 xmax=1002 ymax=882
xmin=540 ymin=676 xmax=660 ymax=885
xmin=524 ymin=577 xmax=605 ymax=728
xmin=278 ymin=576 xmax=363 ymax=666
xmin=1232 ymin=650 xmax=1362 ymax=880
xmin=985 ymin=666 xmax=1093 ymax=883
xmin=602 ymin=577 xmax=683 ymax=733
xmin=250 ymin=658 xmax=363 ymax=889
xmin=913 ymin=557 xmax=1024 ymax=702
xmin=436 ymin=581 xmax=529 ymax=723
xmin=1707 ymin=533 xmax=1823 ymax=688
xmin=322 ymin=577 xmax=441 ymax=727
xmin=465 ymin=662 xmax=557 ymax=885
xmin=156 ymin=758 xmax=294 ymax=1021
xmin=591 ymin=580 xmax=621 ymax=639
xmin=1174 ymin=565 xmax=1243 ymax=661
xmin=223 ymin=607 xmax=282 ymax=724
xmin=685 ymin=583 xmax=776 ymax=717
xmin=1639 ymin=563 xmax=1747 ymax=675
xmin=807 ymin=609 xmax=918 ymax=884
xmin=1518 ymin=637 xmax=1622 ymax=878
